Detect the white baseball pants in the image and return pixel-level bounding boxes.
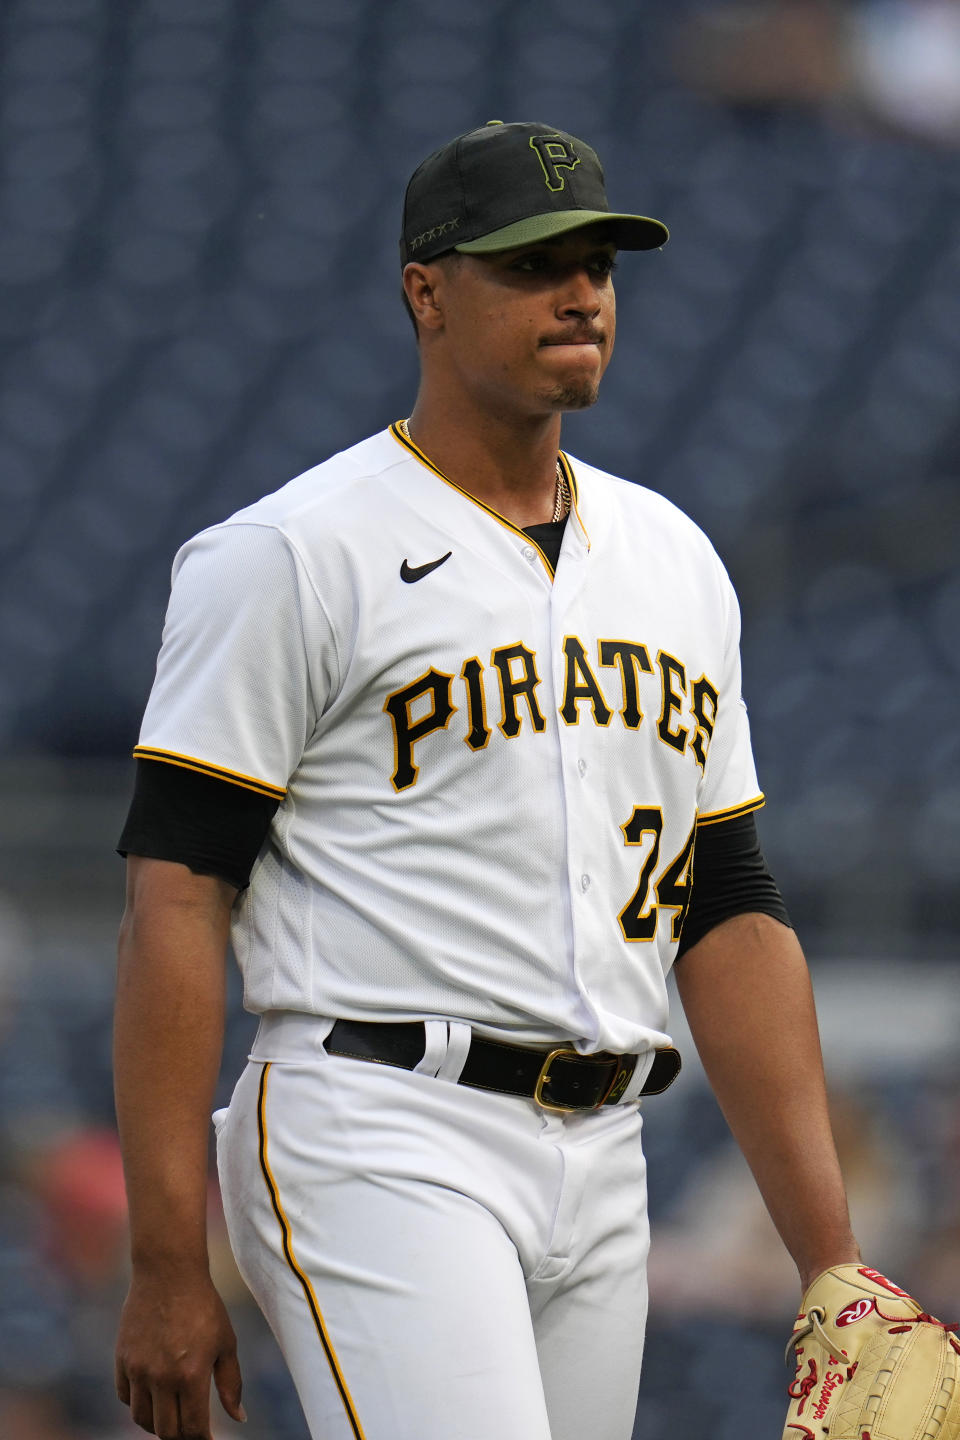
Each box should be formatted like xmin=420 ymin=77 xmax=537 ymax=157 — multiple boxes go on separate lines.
xmin=214 ymin=1018 xmax=651 ymax=1440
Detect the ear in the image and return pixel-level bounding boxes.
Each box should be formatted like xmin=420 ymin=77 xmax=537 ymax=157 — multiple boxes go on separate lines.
xmin=402 ymin=260 xmax=448 ymax=334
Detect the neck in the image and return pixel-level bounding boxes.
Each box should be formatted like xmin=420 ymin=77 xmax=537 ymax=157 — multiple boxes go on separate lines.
xmin=405 ymin=390 xmax=564 ymax=529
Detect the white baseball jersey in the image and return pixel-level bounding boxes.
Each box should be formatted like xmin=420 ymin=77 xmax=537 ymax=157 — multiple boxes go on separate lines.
xmin=136 ymin=424 xmax=762 ymax=1055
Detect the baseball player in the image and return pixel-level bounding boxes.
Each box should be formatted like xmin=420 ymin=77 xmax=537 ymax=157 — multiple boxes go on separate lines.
xmin=113 ymin=121 xmax=879 ymax=1440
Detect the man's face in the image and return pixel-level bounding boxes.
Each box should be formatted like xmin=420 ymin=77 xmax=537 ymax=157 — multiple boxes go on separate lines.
xmin=421 ymin=228 xmax=618 ymax=418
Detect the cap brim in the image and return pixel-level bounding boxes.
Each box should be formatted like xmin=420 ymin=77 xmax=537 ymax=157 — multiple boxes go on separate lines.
xmin=455 ymin=209 xmax=668 ymax=254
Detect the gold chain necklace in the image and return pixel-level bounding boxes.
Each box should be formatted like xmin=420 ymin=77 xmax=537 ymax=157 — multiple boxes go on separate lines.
xmin=398 ymin=418 xmax=570 ymax=521
xmin=552 ymin=462 xmax=571 ymax=523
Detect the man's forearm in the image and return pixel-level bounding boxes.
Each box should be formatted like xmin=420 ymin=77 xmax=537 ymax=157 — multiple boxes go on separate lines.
xmin=114 ymin=858 xmax=236 ymax=1272
xmin=673 ymin=911 xmax=859 ymax=1289
xmin=114 ymin=857 xmax=246 ymax=1438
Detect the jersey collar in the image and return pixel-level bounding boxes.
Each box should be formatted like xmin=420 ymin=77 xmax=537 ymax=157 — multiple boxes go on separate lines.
xmin=389 ymin=421 xmax=591 ymax=575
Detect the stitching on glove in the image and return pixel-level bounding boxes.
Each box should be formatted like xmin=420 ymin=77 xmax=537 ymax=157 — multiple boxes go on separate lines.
xmin=787 ymin=1357 xmax=819 ymax=1414
xmin=782 ymin=1268 xmax=960 ymax=1440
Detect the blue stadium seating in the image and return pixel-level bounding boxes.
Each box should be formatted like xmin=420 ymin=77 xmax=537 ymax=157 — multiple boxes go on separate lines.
xmin=0 ymin=0 xmax=956 ymax=941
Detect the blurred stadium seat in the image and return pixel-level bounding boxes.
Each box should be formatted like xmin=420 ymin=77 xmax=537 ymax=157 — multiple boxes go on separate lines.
xmin=0 ymin=0 xmax=953 ymax=923
xmin=0 ymin=6 xmax=957 ymax=1430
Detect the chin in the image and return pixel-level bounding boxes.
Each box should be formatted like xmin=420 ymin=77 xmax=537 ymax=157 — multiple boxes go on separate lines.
xmin=545 ymin=380 xmax=601 ymax=411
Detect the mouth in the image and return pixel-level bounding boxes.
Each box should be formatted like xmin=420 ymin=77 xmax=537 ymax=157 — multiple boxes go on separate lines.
xmin=540 ymin=333 xmax=605 ymax=348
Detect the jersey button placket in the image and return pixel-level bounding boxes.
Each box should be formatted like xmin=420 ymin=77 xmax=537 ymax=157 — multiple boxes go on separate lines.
xmin=550 ymin=561 xmax=603 ymax=1033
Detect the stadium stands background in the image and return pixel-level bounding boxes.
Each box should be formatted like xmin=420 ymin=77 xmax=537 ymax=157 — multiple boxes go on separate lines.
xmin=0 ymin=1 xmax=957 ymax=1436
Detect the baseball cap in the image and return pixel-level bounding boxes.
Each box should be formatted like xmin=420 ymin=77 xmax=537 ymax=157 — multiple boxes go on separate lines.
xmin=400 ymin=120 xmax=669 ymax=266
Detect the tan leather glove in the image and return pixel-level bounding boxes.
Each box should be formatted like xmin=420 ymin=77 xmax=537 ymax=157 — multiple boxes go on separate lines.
xmin=783 ymin=1264 xmax=960 ymax=1439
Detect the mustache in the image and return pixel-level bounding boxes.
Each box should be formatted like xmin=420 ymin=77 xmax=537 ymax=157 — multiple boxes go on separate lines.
xmin=539 ymin=328 xmax=607 ymax=346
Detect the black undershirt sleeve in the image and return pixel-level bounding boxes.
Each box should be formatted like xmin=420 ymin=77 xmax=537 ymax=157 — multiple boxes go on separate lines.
xmin=519 ymin=519 xmax=791 ymax=956
xmin=117 ymin=759 xmax=280 ymax=892
xmin=677 ymin=811 xmax=792 ymax=958
xmin=117 ymin=757 xmax=790 ymax=947
xmin=118 ymin=527 xmax=570 ymax=889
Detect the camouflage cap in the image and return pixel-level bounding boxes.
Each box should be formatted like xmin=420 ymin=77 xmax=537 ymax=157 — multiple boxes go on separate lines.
xmin=400 ymin=120 xmax=669 ymax=266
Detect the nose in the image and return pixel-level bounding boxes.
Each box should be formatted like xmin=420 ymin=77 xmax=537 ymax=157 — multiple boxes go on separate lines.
xmin=556 ymin=265 xmax=604 ymax=320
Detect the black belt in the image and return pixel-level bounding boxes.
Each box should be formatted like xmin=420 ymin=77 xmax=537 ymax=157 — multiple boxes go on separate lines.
xmin=326 ymin=1019 xmax=681 ymax=1112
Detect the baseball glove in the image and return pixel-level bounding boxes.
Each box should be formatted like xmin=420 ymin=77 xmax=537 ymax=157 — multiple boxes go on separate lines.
xmin=783 ymin=1264 xmax=960 ymax=1440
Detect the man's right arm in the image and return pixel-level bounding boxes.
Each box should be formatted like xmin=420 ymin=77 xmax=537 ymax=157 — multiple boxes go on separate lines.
xmin=114 ymin=855 xmax=247 ymax=1439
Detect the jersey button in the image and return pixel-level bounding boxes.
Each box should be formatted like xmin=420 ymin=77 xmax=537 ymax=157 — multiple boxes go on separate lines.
xmin=577 ymin=759 xmax=587 ymax=777
xmin=580 ymin=873 xmax=591 ymax=892
xmin=522 ymin=546 xmax=537 ymax=562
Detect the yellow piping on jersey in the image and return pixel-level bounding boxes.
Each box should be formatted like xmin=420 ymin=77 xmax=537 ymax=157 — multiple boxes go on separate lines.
xmin=390 ymin=422 xmax=589 ymax=576
xmin=696 ymin=794 xmax=765 ymax=826
xmin=257 ymin=1064 xmax=367 ymax=1440
xmin=557 ymin=451 xmax=590 ymax=548
xmin=132 ymin=747 xmax=287 ymax=801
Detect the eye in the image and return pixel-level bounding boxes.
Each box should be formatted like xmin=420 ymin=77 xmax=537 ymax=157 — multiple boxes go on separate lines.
xmin=511 ymin=251 xmax=549 ymax=272
xmin=589 ymin=254 xmax=618 ymax=277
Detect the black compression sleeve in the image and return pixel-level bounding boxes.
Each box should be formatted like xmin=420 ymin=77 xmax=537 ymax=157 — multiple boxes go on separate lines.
xmin=117 ymin=759 xmax=281 ymax=892
xmin=677 ymin=812 xmax=792 ymax=958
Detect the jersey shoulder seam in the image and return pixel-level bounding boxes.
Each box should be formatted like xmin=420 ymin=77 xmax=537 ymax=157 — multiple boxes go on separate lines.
xmin=182 ymin=519 xmax=343 ymax=718
xmin=565 ymin=456 xmax=725 ymax=551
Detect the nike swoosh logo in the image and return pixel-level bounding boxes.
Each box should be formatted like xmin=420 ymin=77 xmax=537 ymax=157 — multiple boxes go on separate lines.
xmin=400 ymin=551 xmax=452 ymax=583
